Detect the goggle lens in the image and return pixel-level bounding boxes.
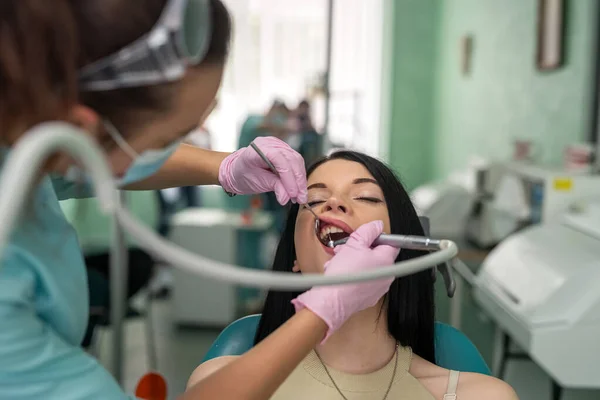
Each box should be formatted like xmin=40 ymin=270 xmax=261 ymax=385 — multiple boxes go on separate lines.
xmin=181 ymin=0 xmax=211 ymax=63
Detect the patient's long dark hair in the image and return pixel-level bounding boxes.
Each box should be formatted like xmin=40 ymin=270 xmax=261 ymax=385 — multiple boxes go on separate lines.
xmin=254 ymin=151 xmax=436 ymax=363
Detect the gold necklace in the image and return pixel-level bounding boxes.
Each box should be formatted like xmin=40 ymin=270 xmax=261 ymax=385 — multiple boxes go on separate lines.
xmin=315 ymin=343 xmax=399 ymax=400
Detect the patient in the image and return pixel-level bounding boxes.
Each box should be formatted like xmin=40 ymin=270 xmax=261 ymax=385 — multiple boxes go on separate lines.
xmin=188 ymin=151 xmax=518 ymax=399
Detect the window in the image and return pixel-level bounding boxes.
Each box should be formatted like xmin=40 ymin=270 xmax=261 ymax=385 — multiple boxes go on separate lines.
xmin=206 ymin=0 xmax=383 ymax=156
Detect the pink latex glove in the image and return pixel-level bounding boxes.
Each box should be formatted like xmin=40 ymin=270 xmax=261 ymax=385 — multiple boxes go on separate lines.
xmin=218 ymin=137 xmax=308 ymax=205
xmin=291 ymin=220 xmax=400 ymax=343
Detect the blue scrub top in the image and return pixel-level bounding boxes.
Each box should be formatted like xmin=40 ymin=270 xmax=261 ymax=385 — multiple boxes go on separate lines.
xmin=0 ymin=173 xmax=135 ymax=399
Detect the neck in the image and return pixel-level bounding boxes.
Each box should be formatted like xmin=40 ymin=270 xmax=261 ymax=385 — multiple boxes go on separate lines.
xmin=315 ymin=300 xmax=397 ymax=374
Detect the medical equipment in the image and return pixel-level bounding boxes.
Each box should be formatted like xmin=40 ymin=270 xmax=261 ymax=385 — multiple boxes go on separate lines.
xmin=0 ymin=122 xmax=459 ymax=289
xmin=473 ymin=202 xmax=600 ymax=393
xmin=412 ymin=182 xmax=474 ymax=239
xmin=328 ymin=234 xmax=442 ymax=251
xmin=250 ymin=142 xmax=279 ymax=178
xmin=329 ymin=234 xmax=453 ymax=299
xmin=329 ymin=234 xmax=456 ymax=298
xmin=466 ymin=161 xmax=600 ymax=248
xmin=464 ymin=163 xmax=506 ymax=248
xmin=170 ymin=208 xmax=273 ymax=326
xmin=80 ymin=0 xmax=211 ymax=91
xmin=411 ymin=157 xmax=489 ymax=239
xmin=325 ymin=214 xmax=457 ymax=298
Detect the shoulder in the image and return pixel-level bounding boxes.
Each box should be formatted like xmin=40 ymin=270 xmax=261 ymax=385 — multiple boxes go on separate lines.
xmin=410 ymin=356 xmax=517 ymax=400
xmin=186 ymin=356 xmax=239 ymax=389
xmin=456 ymin=372 xmax=519 ymax=400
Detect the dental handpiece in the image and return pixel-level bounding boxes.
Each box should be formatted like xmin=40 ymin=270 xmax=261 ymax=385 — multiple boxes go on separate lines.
xmin=327 ymin=234 xmax=442 ymax=252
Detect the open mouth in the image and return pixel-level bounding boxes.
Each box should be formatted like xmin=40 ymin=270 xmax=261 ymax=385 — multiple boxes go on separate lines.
xmin=317 ymin=221 xmax=352 ymax=247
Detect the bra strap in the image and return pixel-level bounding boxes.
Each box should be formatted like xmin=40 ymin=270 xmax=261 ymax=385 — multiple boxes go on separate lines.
xmin=443 ymin=370 xmax=460 ymax=400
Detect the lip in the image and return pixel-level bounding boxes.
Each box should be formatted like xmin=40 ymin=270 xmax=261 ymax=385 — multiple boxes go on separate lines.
xmin=320 ymin=241 xmax=336 ymax=255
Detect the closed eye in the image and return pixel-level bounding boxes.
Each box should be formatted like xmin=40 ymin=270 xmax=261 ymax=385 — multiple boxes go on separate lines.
xmin=356 ymin=197 xmax=383 ymax=203
xmin=307 ymin=200 xmax=325 ymax=207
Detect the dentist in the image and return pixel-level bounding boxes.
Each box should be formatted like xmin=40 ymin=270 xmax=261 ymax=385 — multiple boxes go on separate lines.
xmin=0 ymin=1 xmax=398 ymax=399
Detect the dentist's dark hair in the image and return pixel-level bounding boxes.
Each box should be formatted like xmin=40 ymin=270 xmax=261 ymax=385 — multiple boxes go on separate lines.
xmin=0 ymin=0 xmax=231 ymax=141
xmin=254 ymin=151 xmax=436 ymax=363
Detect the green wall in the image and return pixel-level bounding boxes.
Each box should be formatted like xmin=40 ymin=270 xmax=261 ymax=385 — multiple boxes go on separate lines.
xmin=433 ymin=0 xmax=597 ymax=179
xmin=382 ymin=0 xmax=439 ymax=191
xmin=384 ymin=0 xmax=597 ymax=186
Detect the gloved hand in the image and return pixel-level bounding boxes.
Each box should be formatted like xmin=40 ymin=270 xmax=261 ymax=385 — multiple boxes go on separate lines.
xmin=291 ymin=220 xmax=400 ymax=342
xmin=218 ymin=137 xmax=308 ymax=205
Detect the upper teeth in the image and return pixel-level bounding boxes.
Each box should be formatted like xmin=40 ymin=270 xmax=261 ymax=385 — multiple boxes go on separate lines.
xmin=320 ymin=226 xmax=344 ymax=240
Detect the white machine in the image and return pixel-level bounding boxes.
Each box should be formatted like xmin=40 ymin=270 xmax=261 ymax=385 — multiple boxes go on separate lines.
xmin=411 ymin=159 xmax=487 ymax=238
xmin=411 ymin=181 xmax=474 ymax=238
xmin=474 ymin=201 xmax=600 ymax=389
xmin=466 ymin=161 xmax=600 ymax=248
xmin=169 ymin=208 xmax=273 ymax=327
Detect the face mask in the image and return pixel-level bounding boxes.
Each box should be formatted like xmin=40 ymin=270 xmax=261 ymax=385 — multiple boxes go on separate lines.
xmin=116 ymin=140 xmax=180 ymax=187
xmin=65 ymin=120 xmax=180 ymax=187
xmin=107 ymin=120 xmax=183 ymax=187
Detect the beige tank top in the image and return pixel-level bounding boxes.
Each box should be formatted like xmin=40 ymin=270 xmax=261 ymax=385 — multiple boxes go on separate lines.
xmin=271 ymin=346 xmax=461 ymax=400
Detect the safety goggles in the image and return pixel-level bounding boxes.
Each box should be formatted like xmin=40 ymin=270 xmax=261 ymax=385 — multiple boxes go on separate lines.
xmin=79 ymin=0 xmax=211 ymax=91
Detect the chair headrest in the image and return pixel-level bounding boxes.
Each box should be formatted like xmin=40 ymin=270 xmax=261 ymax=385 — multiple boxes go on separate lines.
xmin=419 ymin=216 xmax=431 ymax=236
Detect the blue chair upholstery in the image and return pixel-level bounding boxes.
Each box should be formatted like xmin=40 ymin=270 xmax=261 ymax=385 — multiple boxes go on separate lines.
xmin=202 ymin=314 xmax=491 ymax=375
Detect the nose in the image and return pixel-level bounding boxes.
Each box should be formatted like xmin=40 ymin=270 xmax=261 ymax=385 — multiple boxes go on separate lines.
xmin=321 ymin=197 xmax=349 ymax=214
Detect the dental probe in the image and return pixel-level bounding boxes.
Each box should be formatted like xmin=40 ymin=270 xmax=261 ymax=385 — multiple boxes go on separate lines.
xmin=250 ymin=142 xmax=322 ymax=234
xmin=327 ymin=234 xmax=442 ymax=252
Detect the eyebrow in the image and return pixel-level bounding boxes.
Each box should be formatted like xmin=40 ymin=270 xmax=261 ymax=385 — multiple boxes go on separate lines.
xmin=307 ymin=178 xmax=379 ymax=190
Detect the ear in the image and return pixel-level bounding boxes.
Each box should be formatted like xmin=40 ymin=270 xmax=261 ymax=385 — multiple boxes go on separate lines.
xmin=292 ymin=260 xmax=300 ymax=273
xmin=67 ymin=105 xmax=101 ymax=139
xmin=44 ymin=105 xmax=102 ymax=174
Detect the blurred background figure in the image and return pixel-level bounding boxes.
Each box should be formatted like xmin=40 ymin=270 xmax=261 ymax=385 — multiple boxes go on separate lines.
xmin=294 ymin=99 xmax=323 ymax=167
xmin=238 ymin=99 xmax=297 ymax=234
xmin=238 ymin=99 xmax=294 ymax=148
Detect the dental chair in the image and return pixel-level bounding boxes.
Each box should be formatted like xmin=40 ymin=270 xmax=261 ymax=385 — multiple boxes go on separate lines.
xmin=202 ymin=314 xmax=491 ymax=375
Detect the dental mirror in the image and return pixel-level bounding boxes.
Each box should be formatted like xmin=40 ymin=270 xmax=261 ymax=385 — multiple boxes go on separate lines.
xmin=304 ymin=205 xmax=321 ymax=235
